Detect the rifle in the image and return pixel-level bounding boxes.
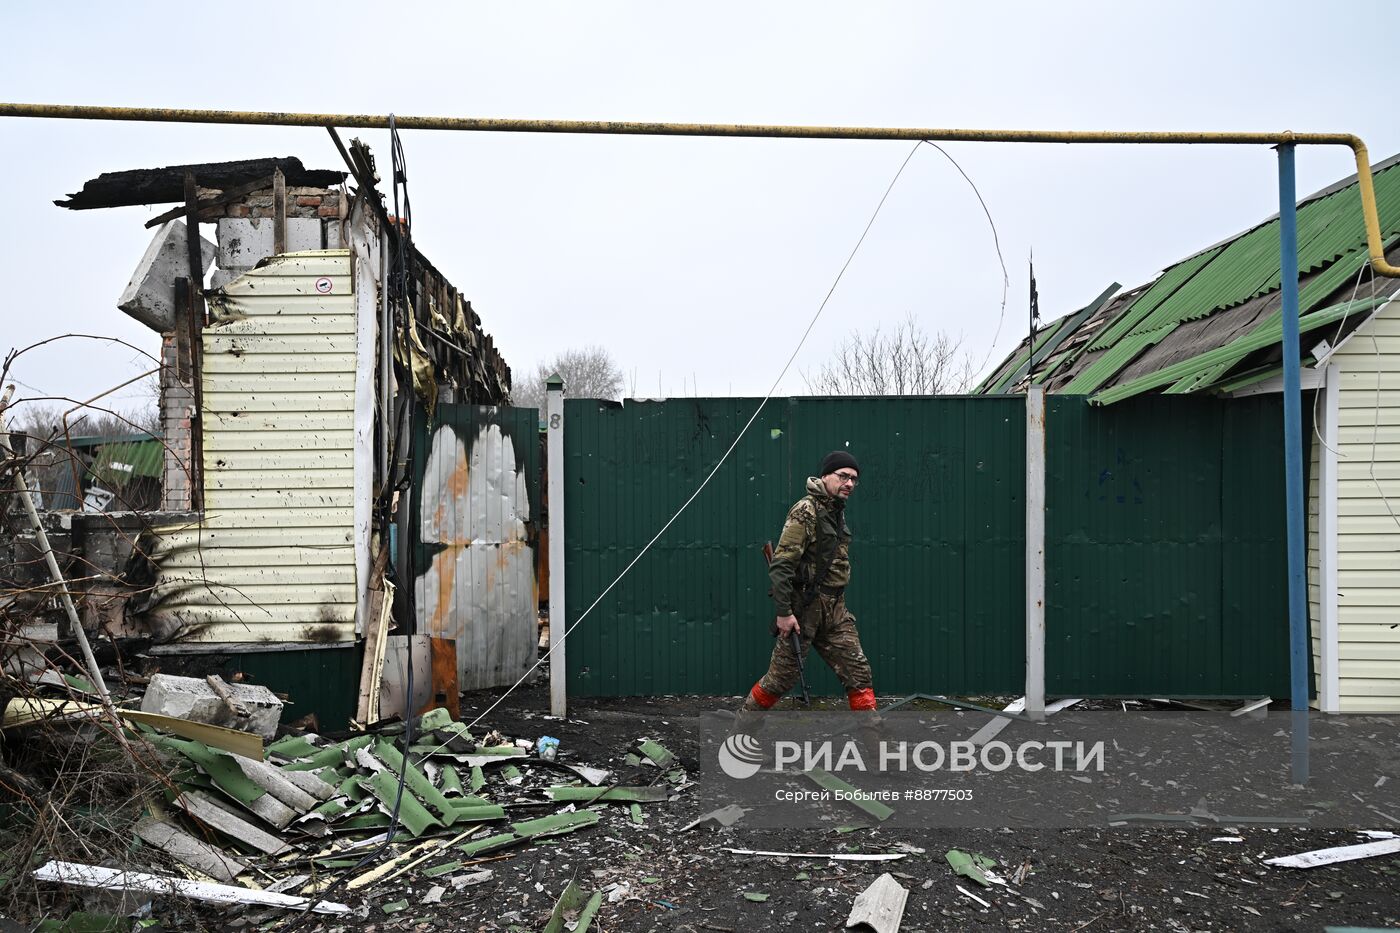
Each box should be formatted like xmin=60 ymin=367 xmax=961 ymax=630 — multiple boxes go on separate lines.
xmin=762 ymin=540 xmax=811 ymax=706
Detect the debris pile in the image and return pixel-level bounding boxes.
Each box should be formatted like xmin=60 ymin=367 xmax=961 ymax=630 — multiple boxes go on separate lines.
xmin=3 ymin=684 xmax=688 ymax=926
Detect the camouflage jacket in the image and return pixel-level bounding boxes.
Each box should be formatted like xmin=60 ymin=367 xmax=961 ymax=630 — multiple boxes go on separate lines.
xmin=769 ymin=476 xmax=852 ymax=615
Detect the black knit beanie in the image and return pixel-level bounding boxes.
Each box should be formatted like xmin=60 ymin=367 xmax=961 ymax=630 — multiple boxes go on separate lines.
xmin=819 ymin=450 xmax=859 ymax=477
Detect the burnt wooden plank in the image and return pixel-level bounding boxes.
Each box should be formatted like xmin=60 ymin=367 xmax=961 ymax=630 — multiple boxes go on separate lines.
xmin=56 ymin=157 xmax=344 ymax=210
xmin=143 ymin=174 xmax=276 ymax=228
xmin=272 ymin=167 xmax=287 ymax=256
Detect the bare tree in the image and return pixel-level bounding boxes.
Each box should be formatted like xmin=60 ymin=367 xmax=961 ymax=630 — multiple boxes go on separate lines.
xmin=512 ymin=345 xmax=625 ymax=408
xmin=803 ymin=313 xmax=975 ymax=396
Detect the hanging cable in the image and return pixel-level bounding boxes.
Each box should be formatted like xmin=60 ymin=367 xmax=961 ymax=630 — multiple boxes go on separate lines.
xmin=452 ymin=140 xmax=934 ymax=736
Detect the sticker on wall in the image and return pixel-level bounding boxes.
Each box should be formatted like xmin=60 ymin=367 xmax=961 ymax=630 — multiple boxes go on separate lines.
xmin=314 ymin=276 xmax=334 ymax=294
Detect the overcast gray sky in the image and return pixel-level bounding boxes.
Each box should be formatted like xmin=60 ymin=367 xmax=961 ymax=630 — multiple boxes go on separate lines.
xmin=3 ymin=2 xmax=1397 ymax=419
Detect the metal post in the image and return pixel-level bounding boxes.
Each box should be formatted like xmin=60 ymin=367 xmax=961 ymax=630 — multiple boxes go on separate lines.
xmin=1025 ymin=385 xmax=1047 ymax=717
xmin=1278 ymin=144 xmax=1309 ymax=782
xmin=546 ymin=375 xmax=567 ymax=718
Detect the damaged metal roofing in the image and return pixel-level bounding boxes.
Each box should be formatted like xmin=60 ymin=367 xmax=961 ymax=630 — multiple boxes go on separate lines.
xmin=977 ymin=152 xmax=1400 ymax=402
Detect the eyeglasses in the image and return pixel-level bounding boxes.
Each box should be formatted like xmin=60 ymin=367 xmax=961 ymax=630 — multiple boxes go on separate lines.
xmin=834 ymin=471 xmax=859 ymax=487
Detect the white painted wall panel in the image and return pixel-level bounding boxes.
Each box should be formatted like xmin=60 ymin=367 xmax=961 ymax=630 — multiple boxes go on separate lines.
xmin=1330 ymin=298 xmax=1400 ymax=712
xmin=151 ymin=252 xmax=357 ymax=644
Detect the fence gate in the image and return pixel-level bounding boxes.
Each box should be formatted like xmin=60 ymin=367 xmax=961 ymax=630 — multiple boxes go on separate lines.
xmin=411 ymin=404 xmax=540 ymax=691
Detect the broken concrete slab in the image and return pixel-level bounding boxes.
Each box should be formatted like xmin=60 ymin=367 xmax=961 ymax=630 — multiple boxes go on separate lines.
xmin=117 ymin=220 xmax=216 ymax=332
xmin=173 ymin=792 xmax=293 ymax=856
xmin=140 ymin=674 xmax=283 ymax=740
xmin=133 ymin=816 xmax=248 ymax=884
xmin=846 ymin=872 xmax=908 ymax=933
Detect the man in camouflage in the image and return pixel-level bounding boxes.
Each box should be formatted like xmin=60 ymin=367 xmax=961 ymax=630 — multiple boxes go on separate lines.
xmin=742 ymin=450 xmax=877 ymax=713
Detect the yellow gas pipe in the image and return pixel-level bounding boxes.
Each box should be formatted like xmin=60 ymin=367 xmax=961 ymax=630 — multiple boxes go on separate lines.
xmin=0 ymin=102 xmax=1394 ymax=276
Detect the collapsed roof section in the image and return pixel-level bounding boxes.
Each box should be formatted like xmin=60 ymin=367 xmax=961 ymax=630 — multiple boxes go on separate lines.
xmin=977 ymin=153 xmax=1400 ymax=402
xmin=60 ymin=149 xmax=512 ymax=406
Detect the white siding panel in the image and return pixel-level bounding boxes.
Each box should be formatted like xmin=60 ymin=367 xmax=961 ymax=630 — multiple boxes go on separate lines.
xmin=203 ymin=354 xmax=359 ymax=375
xmin=204 ymin=431 xmax=355 ymax=453
xmin=152 ymin=251 xmax=357 ymax=643
xmin=207 ymin=469 xmax=354 ymax=491
xmin=206 ymin=451 xmax=353 ymax=472
xmin=204 ymin=392 xmax=356 ymax=413
xmin=1331 ymin=298 xmax=1400 ymax=711
xmin=203 ymin=411 xmax=356 ymax=433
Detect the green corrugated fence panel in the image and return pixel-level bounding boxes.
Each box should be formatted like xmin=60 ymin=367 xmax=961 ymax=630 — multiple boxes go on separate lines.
xmin=564 ymin=396 xmax=1290 ymax=698
xmin=563 ymin=397 xmax=1025 ymax=697
xmin=1045 ymin=396 xmax=1294 ymax=697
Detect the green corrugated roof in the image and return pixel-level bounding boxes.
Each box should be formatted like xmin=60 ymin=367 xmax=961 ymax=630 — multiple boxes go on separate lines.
xmin=91 ymin=439 xmax=163 ymax=485
xmin=1087 ymin=247 xmax=1222 ymax=353
xmin=1067 ymin=158 xmax=1400 ymax=398
xmin=1090 ymin=294 xmax=1387 ymax=406
xmin=985 ymin=316 xmax=1067 ymax=394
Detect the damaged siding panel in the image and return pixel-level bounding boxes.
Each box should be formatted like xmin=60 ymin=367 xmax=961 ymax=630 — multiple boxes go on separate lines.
xmin=151 ymin=252 xmax=358 ymax=644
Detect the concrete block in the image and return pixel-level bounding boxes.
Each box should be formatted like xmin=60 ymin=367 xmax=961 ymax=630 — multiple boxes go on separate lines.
xmin=140 ymin=673 xmax=283 ymax=739
xmin=117 ymin=220 xmax=216 ymax=333
xmin=216 ymin=217 xmax=324 ymax=272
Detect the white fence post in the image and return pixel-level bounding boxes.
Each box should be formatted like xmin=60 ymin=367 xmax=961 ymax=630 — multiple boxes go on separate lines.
xmin=1025 ymin=386 xmax=1047 ymax=717
xmin=546 ymin=375 xmax=567 ymax=718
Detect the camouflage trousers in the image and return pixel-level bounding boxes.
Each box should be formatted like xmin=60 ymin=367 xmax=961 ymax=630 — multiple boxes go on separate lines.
xmin=744 ymin=592 xmax=873 ymax=710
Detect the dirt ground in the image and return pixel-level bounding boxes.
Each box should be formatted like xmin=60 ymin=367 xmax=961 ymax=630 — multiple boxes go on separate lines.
xmin=291 ymin=682 xmax=1400 ymax=933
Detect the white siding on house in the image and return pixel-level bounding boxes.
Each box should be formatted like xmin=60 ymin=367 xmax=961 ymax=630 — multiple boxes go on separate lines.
xmin=149 ymin=252 xmax=357 ymax=643
xmin=1318 ymin=300 xmax=1400 ymax=711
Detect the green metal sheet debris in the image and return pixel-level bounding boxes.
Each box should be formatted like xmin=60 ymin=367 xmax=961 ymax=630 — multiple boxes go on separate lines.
xmin=804 ymin=768 xmax=894 ymax=822
xmin=459 ymin=833 xmax=519 ymax=857
xmin=630 ymin=803 xmax=643 ymax=824
xmin=469 ymin=766 xmax=485 ymax=792
xmin=445 ymin=802 xmax=507 ymax=822
xmin=743 ymin=892 xmax=770 ymax=902
xmin=510 ymin=810 xmax=601 ymax=839
xmin=374 ymin=739 xmax=459 ymax=825
xmin=439 ymin=765 xmax=464 ymax=797
xmin=169 ymin=740 xmax=267 ymax=806
xmin=543 ymin=880 xmax=604 ymax=933
xmin=945 ymin=849 xmax=997 ymax=887
xmin=417 ymin=708 xmax=455 ymax=732
xmin=267 ymin=735 xmax=322 ymax=760
xmin=381 ymin=899 xmax=408 ymax=914
xmin=363 ymin=770 xmax=442 ymax=837
xmin=545 ymin=786 xmax=670 ymax=804
xmin=282 ymin=736 xmax=374 ymax=772
xmin=634 ymin=739 xmax=676 ymax=769
xmin=422 ymin=860 xmax=462 ymax=878
xmin=335 ymin=813 xmax=392 ymax=831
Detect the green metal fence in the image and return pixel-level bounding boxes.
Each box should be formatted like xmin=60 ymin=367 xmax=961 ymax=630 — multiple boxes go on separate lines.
xmin=562 ymin=395 xmax=1294 ymax=698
